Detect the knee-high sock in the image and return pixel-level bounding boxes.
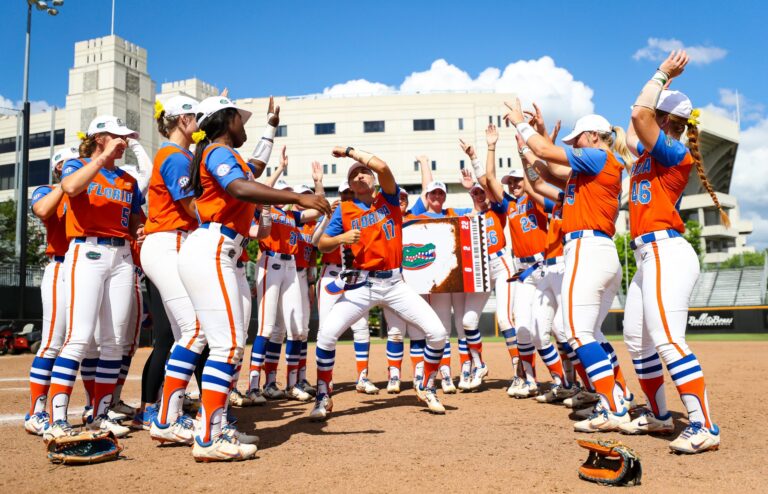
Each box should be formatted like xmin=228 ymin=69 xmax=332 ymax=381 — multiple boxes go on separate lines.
xmin=315 ymin=347 xmax=335 ymax=396
xmin=93 ymin=358 xmax=122 ymax=417
xmin=159 ymin=345 xmax=201 ymax=425
xmin=667 ymin=353 xmax=714 ymax=429
xmin=249 ymin=335 xmax=268 ymax=390
xmin=80 ymin=357 xmax=98 ymax=407
xmin=111 ymin=355 xmax=133 ymax=405
xmin=28 ymin=356 xmax=55 ymax=416
xmin=518 ymin=343 xmax=537 ymax=382
xmin=298 ymin=340 xmax=308 ymax=382
xmin=457 ymin=338 xmax=470 ymax=371
xmin=501 ymin=328 xmax=519 ymax=369
xmin=386 ymin=339 xmax=404 ymax=379
xmin=439 ymin=341 xmax=451 ymax=379
xmin=464 ymin=329 xmax=483 ymax=366
xmin=285 ymin=339 xmax=301 ymax=388
xmin=353 ymin=340 xmax=370 ymax=381
xmin=562 ymin=342 xmax=594 ymax=392
xmin=409 ymin=339 xmax=425 ymax=382
xmin=421 ymin=344 xmax=443 ymax=390
xmin=198 ymin=359 xmax=235 ymax=444
xmin=48 ymin=356 xmax=80 ymax=422
xmin=574 ymin=342 xmax=624 ymax=412
xmin=601 ymin=342 xmax=632 ymax=400
xmin=632 ymin=353 xmax=669 ymax=419
xmin=538 ymin=344 xmax=568 ymax=387
xmin=557 ymin=342 xmax=575 ymax=384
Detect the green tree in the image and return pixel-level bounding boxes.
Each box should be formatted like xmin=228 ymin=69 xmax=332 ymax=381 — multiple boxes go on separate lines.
xmin=719 ymin=250 xmax=767 ymax=268
xmin=0 ymin=199 xmax=48 ymax=266
xmin=683 ymin=220 xmax=703 ymax=260
xmin=614 ymin=232 xmax=637 ymax=295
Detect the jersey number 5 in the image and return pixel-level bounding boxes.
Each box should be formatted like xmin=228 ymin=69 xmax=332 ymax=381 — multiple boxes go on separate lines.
xmin=565 ymin=183 xmax=576 ymax=206
xmin=120 ymin=207 xmax=129 ymax=228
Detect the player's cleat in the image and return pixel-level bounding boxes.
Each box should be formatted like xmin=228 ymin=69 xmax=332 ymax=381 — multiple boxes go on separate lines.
xmin=457 ymin=370 xmax=471 ymax=392
xmin=619 ymin=409 xmax=675 ymax=435
xmin=222 ymin=423 xmax=259 ymax=445
xmin=536 ymin=384 xmax=579 ymax=403
xmin=386 ymin=376 xmax=401 ymax=394
xmin=131 ymin=404 xmax=159 ymax=430
xmin=669 ymin=422 xmax=720 ymax=454
xmin=415 ymin=385 xmax=446 ymax=414
xmin=469 ymin=364 xmax=489 ymax=391
xmin=24 ymin=411 xmax=49 ymax=436
xmin=150 ymin=415 xmax=195 ymax=446
xmin=110 ymin=400 xmax=137 ymax=419
xmin=43 ymin=419 xmax=77 ymax=443
xmin=441 ymin=378 xmax=457 ymax=394
xmin=511 ymin=380 xmax=538 ymax=399
xmin=244 ymin=388 xmax=267 ymax=406
xmin=298 ymin=379 xmax=317 ymax=397
xmin=107 ymin=409 xmax=129 ymax=422
xmin=562 ymin=389 xmax=600 ymax=409
xmin=573 ymin=403 xmax=600 ymax=420
xmin=309 ymin=394 xmax=333 ymax=421
xmin=506 ymin=376 xmax=525 ymax=397
xmin=286 ymin=385 xmax=313 ymax=402
xmin=192 ymin=434 xmax=257 ymax=463
xmin=182 ymin=393 xmax=201 ymax=414
xmin=355 ymin=378 xmax=380 ymax=395
xmin=228 ymin=389 xmax=255 ymax=407
xmin=86 ymin=414 xmax=131 ymax=438
xmin=623 ymin=393 xmax=637 ymax=411
xmin=573 ymin=404 xmax=630 ymax=433
xmin=81 ymin=405 xmax=93 ymax=425
xmin=263 ymin=382 xmax=286 ymax=400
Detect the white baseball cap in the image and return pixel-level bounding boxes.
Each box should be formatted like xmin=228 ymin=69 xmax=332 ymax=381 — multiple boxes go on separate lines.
xmin=501 ymin=169 xmax=525 ymax=184
xmin=295 ymin=184 xmax=313 ymax=194
xmin=160 ymin=95 xmax=199 ymax=117
xmin=51 ymin=145 xmax=79 ymax=170
xmin=425 ymin=180 xmax=447 ymax=193
xmin=273 ymin=179 xmax=293 ymax=191
xmin=398 ymin=188 xmax=408 ymax=198
xmin=87 ymin=115 xmax=138 ymax=138
xmin=338 ymin=180 xmax=351 ymax=193
xmin=347 ymin=161 xmax=374 ymax=181
xmin=196 ymin=96 xmax=252 ymax=127
xmin=656 ymin=90 xmax=693 ymax=119
xmin=562 ymin=114 xmax=611 ymax=145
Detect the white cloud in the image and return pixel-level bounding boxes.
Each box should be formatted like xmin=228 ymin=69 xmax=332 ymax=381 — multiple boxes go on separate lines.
xmin=729 ymin=117 xmax=768 ymax=249
xmin=0 ymin=94 xmax=54 ymax=116
xmin=633 ymin=38 xmax=727 ymax=65
xmin=321 ymin=57 xmax=594 ymax=125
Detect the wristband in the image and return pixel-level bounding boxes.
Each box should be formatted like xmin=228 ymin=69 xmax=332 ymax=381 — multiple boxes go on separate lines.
xmin=251 ymin=124 xmax=276 ymax=163
xmin=519 ymin=146 xmax=531 ymax=155
xmin=516 ymin=123 xmax=537 ymax=143
xmin=488 ymin=146 xmax=496 ymax=151
xmin=260 ymin=205 xmax=272 ymax=228
xmin=525 ymin=166 xmax=540 ymax=182
xmin=471 ymin=158 xmax=485 ymax=180
xmin=353 ymin=149 xmax=374 ymax=166
xmin=345 ymin=146 xmax=354 ymax=157
xmin=651 ymin=69 xmax=669 ymax=86
xmin=633 ymin=79 xmax=664 ymax=111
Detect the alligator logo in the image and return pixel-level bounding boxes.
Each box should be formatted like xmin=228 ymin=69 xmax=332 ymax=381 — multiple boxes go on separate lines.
xmin=402 ymin=243 xmax=436 ymax=270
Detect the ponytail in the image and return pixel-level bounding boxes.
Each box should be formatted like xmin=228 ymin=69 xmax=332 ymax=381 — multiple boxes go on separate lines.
xmin=686 ymin=123 xmax=731 ymax=228
xmin=186 ymin=107 xmax=239 ymax=198
xmin=156 ymin=110 xmax=182 ymax=139
xmin=598 ymin=126 xmax=634 ymax=171
xmin=79 ymin=134 xmax=98 ymax=158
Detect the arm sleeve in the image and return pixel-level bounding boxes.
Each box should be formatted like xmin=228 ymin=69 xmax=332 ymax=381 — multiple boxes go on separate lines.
xmin=411 ymin=196 xmax=427 ymax=215
xmin=380 ymin=184 xmax=400 ymax=206
xmin=160 ymin=153 xmax=195 ymax=201
xmin=31 ymin=186 xmax=53 ymax=207
xmin=205 ymin=147 xmax=247 ymax=190
xmin=128 ymin=139 xmax=153 ymax=196
xmin=325 ymin=207 xmax=345 ymax=237
xmin=566 ymin=147 xmax=608 ymax=175
xmin=649 ymin=130 xmax=689 ymax=167
xmin=61 ymin=159 xmax=83 ymax=179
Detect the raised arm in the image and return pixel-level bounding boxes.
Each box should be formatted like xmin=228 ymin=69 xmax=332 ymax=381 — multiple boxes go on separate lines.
xmin=417 ymin=155 xmax=432 ymax=204
xmin=248 ymin=96 xmax=281 ymax=178
xmin=332 ymin=146 xmax=396 ymax=195
xmin=61 ymin=139 xmax=126 ymax=196
xmin=311 ymin=161 xmax=325 ymax=196
xmin=127 ymin=138 xmax=153 ymax=196
xmin=504 ymin=99 xmax=569 ymax=166
xmin=514 ymin=133 xmax=569 ymax=190
xmin=31 ymin=186 xmax=65 ymax=220
xmin=249 ymin=204 xmax=273 ymax=239
xmin=263 ymin=146 xmax=287 ymax=187
xmin=481 ymin=124 xmax=505 ymax=203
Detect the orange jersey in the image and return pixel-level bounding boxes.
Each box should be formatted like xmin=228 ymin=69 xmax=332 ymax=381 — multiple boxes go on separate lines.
xmin=296 ymin=222 xmax=316 ymax=269
xmin=31 ymin=185 xmax=69 ymax=257
xmin=61 ymin=158 xmax=143 ymax=239
xmin=629 ymin=131 xmax=693 ymax=237
xmin=561 ymin=148 xmax=624 ymax=237
xmin=145 ymin=143 xmax=197 ymax=234
xmin=504 ymin=193 xmax=548 ymax=258
xmin=326 ymin=190 xmax=403 ymax=271
xmin=196 ymin=144 xmax=255 ymax=237
xmin=257 ymin=206 xmax=302 ymax=256
xmin=480 ymin=199 xmax=509 ymax=256
xmin=321 ymin=248 xmax=342 ymax=265
xmin=543 ymin=199 xmax=564 ymax=259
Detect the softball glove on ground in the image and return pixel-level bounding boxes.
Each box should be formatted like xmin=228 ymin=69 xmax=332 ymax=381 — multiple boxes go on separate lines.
xmin=47 ymin=431 xmax=123 ymax=465
xmin=577 ymin=439 xmax=642 ymax=486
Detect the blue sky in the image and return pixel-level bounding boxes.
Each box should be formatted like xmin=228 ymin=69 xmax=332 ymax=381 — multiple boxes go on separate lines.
xmin=1 ymin=0 xmax=766 ymax=247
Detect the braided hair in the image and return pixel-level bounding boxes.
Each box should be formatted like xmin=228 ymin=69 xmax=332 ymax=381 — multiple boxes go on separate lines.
xmin=686 ymin=121 xmax=731 ymax=228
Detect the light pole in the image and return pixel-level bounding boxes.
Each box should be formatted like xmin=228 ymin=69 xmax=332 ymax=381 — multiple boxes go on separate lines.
xmin=18 ymin=0 xmax=63 ymax=319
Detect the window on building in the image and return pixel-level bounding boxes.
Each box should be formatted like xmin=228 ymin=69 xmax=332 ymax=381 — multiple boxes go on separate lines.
xmin=507 ymin=158 xmax=512 ymax=168
xmin=499 ymin=157 xmax=503 ymax=168
xmin=497 ymin=115 xmax=502 ymax=127
xmin=704 ymin=209 xmax=722 ymax=226
xmin=414 ymin=161 xmax=419 ymax=171
xmin=266 ymin=167 xmax=271 ymax=177
xmin=458 ymin=118 xmax=464 ymax=130
xmin=460 ymin=160 xmax=465 ymax=169
xmin=363 ymin=120 xmax=385 ymax=133
xmin=276 ymin=125 xmax=287 ymax=137
xmin=323 ymin=164 xmax=328 ymax=174
xmin=488 ymin=115 xmax=493 ymax=124
xmin=315 ymin=123 xmax=335 ymax=135
xmin=0 ymin=164 xmax=14 ymax=191
xmin=332 ymin=164 xmax=337 ymax=174
xmin=413 ymin=119 xmax=435 ymax=131
xmin=431 ymin=161 xmax=436 ymax=171
xmin=0 ymin=129 xmax=65 ymax=154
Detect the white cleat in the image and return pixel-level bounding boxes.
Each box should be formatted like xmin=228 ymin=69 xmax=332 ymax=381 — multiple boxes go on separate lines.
xmin=573 ymin=404 xmax=630 ymax=433
xmin=192 ymin=434 xmax=257 ymax=463
xmin=24 ymin=412 xmax=49 ymax=436
xmin=263 ymin=383 xmax=286 ymax=400
xmin=309 ymin=394 xmax=333 ymax=421
xmin=298 ymin=379 xmax=317 ymax=397
xmin=563 ymin=389 xmax=600 ymax=409
xmin=386 ymin=376 xmax=401 ymax=394
xmin=511 ymin=380 xmax=538 ymax=399
xmin=457 ymin=370 xmax=471 ymax=392
xmin=619 ymin=409 xmax=675 ymax=435
xmin=441 ymin=378 xmax=457 ymax=394
xmin=229 ymin=389 xmax=255 ymax=407
xmin=469 ymin=364 xmax=489 ymax=391
xmin=536 ymin=384 xmax=579 ymax=403
xmin=86 ymin=414 xmax=131 ymax=438
xmin=506 ymin=376 xmax=525 ymax=397
xmin=245 ymin=388 xmax=267 ymax=406
xmin=110 ymin=400 xmax=137 ymax=419
xmin=150 ymin=415 xmax=195 ymax=445
xmin=669 ymin=422 xmax=720 ymax=454
xmin=415 ymin=386 xmax=446 ymax=415
xmin=355 ymin=378 xmax=380 ymax=395
xmin=222 ymin=423 xmax=259 ymax=445
xmin=43 ymin=419 xmax=77 ymax=443
xmin=286 ymin=385 xmax=313 ymax=402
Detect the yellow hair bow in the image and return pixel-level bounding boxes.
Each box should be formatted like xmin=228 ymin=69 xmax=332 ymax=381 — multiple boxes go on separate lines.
xmin=191 ymin=130 xmax=207 ymax=144
xmin=154 ymin=100 xmax=164 ymax=120
xmin=77 ymin=131 xmax=87 ymax=141
xmin=688 ymin=108 xmax=701 ymax=126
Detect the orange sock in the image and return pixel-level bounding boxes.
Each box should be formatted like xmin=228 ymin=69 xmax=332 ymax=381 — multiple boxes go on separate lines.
xmin=199 ymin=389 xmax=227 ymax=443
xmin=159 ymin=375 xmax=190 ymax=425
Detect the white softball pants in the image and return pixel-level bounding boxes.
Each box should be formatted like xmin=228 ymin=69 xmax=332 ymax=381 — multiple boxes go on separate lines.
xmin=141 ymin=230 xmax=206 ymax=352
xmin=254 ymin=253 xmax=304 ymax=341
xmin=37 ymin=259 xmax=67 ymax=359
xmin=317 ymin=263 xmax=369 ymax=341
xmin=385 ymin=292 xmax=488 ymax=340
xmin=561 ymin=236 xmax=621 ymax=348
xmin=623 ymin=237 xmax=700 ymax=362
xmin=490 ymin=251 xmax=516 ymax=331
xmin=532 ymin=262 xmax=567 ymax=347
xmin=512 ymin=260 xmax=541 ymax=346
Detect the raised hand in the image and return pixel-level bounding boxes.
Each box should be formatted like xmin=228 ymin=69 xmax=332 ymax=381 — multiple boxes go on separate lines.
xmin=486 ymin=123 xmax=499 ymax=146
xmin=267 ymin=95 xmax=280 ymax=127
xmin=330 ymin=199 xmax=341 ymax=213
xmin=416 ymin=155 xmax=430 ymax=167
xmin=104 ymin=137 xmax=127 ymax=162
xmin=460 ymin=168 xmax=474 ymax=190
xmin=311 ymin=160 xmax=323 ymax=183
xmin=515 ymin=132 xmax=526 ymax=151
xmin=458 ymin=138 xmax=477 ymax=159
xmin=297 ymin=193 xmax=331 ymax=216
xmin=503 ymin=98 xmax=525 ymax=125
xmin=279 ymin=145 xmax=288 ymax=170
xmin=331 ymin=146 xmax=348 ymax=158
xmin=550 ymin=120 xmax=561 ymax=143
xmin=659 ymin=50 xmax=689 ymax=80
xmin=220 ymin=88 xmax=229 ymax=97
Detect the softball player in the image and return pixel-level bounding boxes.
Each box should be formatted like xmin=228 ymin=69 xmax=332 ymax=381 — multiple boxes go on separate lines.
xmin=505 ymin=98 xmax=635 ymax=432
xmin=178 ymin=96 xmax=329 ymax=461
xmin=310 ymin=146 xmax=449 ymax=420
xmin=620 ymin=50 xmax=720 ymax=453
xmin=24 ymin=146 xmax=79 ymax=435
xmin=44 ymin=116 xmax=145 ymax=441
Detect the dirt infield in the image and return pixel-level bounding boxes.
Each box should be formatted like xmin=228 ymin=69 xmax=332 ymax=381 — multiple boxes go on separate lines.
xmin=0 ymin=340 xmax=764 ymax=493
